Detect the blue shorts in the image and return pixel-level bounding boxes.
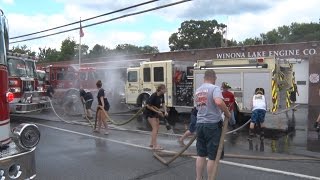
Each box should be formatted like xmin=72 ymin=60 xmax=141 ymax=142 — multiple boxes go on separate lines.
xmin=196 ymin=123 xmax=224 ymax=160
xmin=251 ymin=109 xmax=266 ymax=124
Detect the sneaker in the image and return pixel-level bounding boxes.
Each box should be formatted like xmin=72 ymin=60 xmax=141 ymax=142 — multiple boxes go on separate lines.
xmin=177 ymin=139 xmax=186 ymax=147
xmin=104 ymin=131 xmax=109 ymax=135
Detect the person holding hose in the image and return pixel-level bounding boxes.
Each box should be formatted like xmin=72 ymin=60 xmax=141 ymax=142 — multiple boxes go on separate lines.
xmin=94 ymin=80 xmax=110 ymax=135
xmin=194 ymin=70 xmax=231 ymax=180
xmin=145 ymin=84 xmax=168 ymax=151
xmin=79 ymin=88 xmax=94 ymax=119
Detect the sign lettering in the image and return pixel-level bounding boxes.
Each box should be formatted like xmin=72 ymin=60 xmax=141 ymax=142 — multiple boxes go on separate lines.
xmin=216 ymin=48 xmax=317 ymax=59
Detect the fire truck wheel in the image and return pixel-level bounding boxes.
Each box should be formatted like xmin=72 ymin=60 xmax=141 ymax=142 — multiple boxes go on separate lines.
xmin=63 ymin=90 xmax=82 ymax=116
xmin=140 ymin=94 xmax=149 ymax=108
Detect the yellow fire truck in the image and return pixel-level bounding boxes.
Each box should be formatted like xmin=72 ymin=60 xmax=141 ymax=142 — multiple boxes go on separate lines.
xmin=125 ymin=57 xmax=297 ymax=124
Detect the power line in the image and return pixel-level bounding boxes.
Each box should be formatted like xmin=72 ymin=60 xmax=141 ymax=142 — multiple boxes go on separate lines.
xmin=10 ymin=0 xmax=192 ymax=44
xmin=10 ymin=0 xmax=160 ymax=40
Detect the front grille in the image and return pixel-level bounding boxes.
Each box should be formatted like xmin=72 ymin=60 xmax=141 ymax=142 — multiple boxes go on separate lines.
xmin=22 ymin=81 xmax=34 ymax=92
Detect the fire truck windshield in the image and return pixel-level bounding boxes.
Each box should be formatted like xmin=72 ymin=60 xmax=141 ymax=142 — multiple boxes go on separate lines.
xmin=8 ymin=58 xmax=36 ymax=78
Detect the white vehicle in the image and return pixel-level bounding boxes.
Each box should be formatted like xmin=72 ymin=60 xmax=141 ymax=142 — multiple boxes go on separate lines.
xmin=125 ymin=57 xmax=296 ymax=124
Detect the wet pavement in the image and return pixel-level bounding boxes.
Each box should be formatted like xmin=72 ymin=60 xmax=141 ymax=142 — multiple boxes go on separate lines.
xmin=10 ymin=104 xmax=320 ymax=180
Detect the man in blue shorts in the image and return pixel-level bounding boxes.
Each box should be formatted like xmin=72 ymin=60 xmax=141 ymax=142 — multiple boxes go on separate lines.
xmin=178 ymin=107 xmax=197 ymax=147
xmin=194 ymin=70 xmax=231 ymax=180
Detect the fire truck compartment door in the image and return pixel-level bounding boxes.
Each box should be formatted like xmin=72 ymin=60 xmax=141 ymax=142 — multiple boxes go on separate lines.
xmin=126 ymin=68 xmax=140 ymax=104
xmin=243 ymin=71 xmax=272 ymax=111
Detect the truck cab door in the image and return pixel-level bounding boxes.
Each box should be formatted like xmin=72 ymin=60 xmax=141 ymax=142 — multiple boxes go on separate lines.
xmin=126 ymin=68 xmax=140 ymax=104
xmin=143 ymin=61 xmax=172 ymax=107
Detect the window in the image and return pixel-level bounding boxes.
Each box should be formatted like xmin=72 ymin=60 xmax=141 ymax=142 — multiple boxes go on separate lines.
xmin=143 ymin=68 xmax=151 ymax=82
xmin=128 ymin=71 xmax=138 ymax=82
xmin=79 ymin=72 xmax=86 ymax=80
xmin=57 ymin=73 xmax=64 ymax=80
xmin=154 ymin=67 xmax=164 ymax=82
xmin=88 ymin=72 xmax=95 ymax=80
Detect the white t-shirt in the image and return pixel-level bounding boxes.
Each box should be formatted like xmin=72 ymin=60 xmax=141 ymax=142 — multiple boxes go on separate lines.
xmin=252 ymin=94 xmax=267 ymax=111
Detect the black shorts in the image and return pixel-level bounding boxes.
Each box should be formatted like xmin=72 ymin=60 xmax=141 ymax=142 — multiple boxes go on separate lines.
xmin=84 ymin=99 xmax=93 ymax=109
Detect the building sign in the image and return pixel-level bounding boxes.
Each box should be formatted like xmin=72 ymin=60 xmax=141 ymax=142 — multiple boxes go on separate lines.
xmin=216 ymin=48 xmax=318 ymax=59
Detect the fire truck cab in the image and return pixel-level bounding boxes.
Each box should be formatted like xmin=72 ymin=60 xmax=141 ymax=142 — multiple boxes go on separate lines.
xmin=7 ymin=52 xmax=50 ymax=113
xmin=0 ymin=9 xmax=40 ymax=180
xmin=44 ymin=64 xmax=99 ymax=114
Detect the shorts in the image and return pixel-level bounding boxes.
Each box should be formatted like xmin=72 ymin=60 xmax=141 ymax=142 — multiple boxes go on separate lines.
xmin=189 ymin=111 xmax=197 ymax=133
xmin=196 ymin=123 xmax=224 ymax=160
xmin=85 ymin=99 xmax=93 ymax=109
xmin=251 ymin=109 xmax=266 ymax=124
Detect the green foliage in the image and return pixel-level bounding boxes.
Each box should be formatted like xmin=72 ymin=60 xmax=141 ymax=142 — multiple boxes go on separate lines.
xmin=241 ymin=22 xmax=320 ymax=45
xmin=59 ymin=37 xmax=76 ymax=61
xmin=11 ymin=45 xmax=36 ymax=56
xmin=168 ymin=20 xmax=228 ymax=51
xmin=38 ymin=47 xmax=60 ymax=61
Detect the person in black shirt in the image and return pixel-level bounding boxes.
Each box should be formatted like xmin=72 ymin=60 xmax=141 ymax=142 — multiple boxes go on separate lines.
xmin=45 ymin=81 xmax=54 ymax=99
xmin=79 ymin=88 xmax=94 ymax=119
xmin=145 ymin=84 xmax=168 ymax=150
xmin=94 ymin=80 xmax=110 ymax=135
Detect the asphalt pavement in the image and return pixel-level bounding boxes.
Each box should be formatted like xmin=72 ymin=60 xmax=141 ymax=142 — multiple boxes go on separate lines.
xmin=11 ymin=109 xmax=320 ymax=180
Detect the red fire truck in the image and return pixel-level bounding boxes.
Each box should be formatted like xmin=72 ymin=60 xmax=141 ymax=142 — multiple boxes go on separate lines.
xmin=0 ymin=9 xmax=40 ymax=179
xmin=7 ymin=52 xmax=50 ymax=113
xmin=43 ymin=64 xmax=100 ymax=114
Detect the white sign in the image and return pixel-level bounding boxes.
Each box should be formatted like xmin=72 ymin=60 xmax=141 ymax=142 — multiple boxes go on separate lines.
xmin=309 ymin=73 xmax=320 ymax=83
xmin=216 ymin=48 xmax=318 ymax=59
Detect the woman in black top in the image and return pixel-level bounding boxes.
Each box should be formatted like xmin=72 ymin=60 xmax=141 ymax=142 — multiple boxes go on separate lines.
xmin=145 ymin=84 xmax=168 ymax=150
xmin=94 ymin=80 xmax=110 ymax=135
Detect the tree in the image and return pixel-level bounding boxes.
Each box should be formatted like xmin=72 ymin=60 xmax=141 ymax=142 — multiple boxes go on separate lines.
xmin=59 ymin=37 xmax=76 ymax=61
xmin=89 ymin=44 xmax=109 ymax=58
xmin=140 ymin=45 xmax=159 ymax=54
xmin=75 ymin=43 xmax=89 ymax=59
xmin=11 ymin=45 xmax=36 ymax=56
xmin=241 ymin=22 xmax=320 ymax=45
xmin=38 ymin=47 xmax=60 ymax=61
xmin=168 ymin=20 xmax=227 ymax=51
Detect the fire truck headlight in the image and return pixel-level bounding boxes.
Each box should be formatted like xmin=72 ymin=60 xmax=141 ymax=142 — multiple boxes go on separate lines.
xmin=12 ymin=124 xmax=40 ymax=150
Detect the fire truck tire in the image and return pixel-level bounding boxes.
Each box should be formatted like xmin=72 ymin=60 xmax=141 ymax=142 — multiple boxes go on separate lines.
xmin=139 ymin=94 xmax=149 ymax=108
xmin=63 ymin=89 xmax=82 ymax=116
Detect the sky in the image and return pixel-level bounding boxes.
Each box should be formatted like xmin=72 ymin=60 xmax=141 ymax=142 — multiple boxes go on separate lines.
xmin=0 ymin=0 xmax=319 ymax=53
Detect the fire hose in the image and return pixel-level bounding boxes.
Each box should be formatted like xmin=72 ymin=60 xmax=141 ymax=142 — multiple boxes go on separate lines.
xmin=96 ymin=106 xmax=145 ymax=126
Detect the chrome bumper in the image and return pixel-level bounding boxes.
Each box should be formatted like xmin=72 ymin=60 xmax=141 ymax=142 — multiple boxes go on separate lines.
xmin=0 ymin=142 xmax=36 ymax=179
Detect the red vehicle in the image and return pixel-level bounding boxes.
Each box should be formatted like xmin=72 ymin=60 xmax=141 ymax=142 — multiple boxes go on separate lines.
xmin=0 ymin=9 xmax=40 ymax=179
xmin=7 ymin=52 xmax=50 ymax=113
xmin=43 ymin=64 xmax=100 ymax=114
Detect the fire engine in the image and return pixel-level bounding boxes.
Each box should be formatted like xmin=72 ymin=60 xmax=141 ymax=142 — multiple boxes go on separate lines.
xmin=125 ymin=57 xmax=296 ymax=124
xmin=0 ymin=9 xmax=40 ymax=179
xmin=43 ymin=64 xmax=100 ymax=115
xmin=7 ymin=52 xmax=50 ymax=113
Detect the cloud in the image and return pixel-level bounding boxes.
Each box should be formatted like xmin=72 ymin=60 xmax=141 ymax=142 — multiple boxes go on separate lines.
xmin=150 ymin=30 xmax=174 ymax=52
xmin=2 ymin=0 xmax=14 ymax=5
xmin=227 ymin=0 xmax=320 ymax=41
